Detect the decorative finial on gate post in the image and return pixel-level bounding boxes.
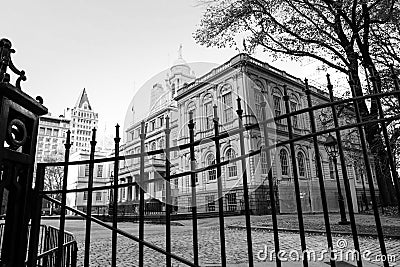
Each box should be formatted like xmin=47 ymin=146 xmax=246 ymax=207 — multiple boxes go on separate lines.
xmin=0 ymin=38 xmax=12 ymax=83
xmin=304 ymin=78 xmax=310 ymax=95
xmin=188 ymin=111 xmax=194 ymax=130
xmin=114 ymin=124 xmax=120 ymax=143
xmin=213 ymin=105 xmax=219 ymax=123
xmin=165 ymin=115 xmax=170 ymax=134
xmin=236 ymin=97 xmax=243 ymax=117
xmin=0 ymin=38 xmax=26 ymax=89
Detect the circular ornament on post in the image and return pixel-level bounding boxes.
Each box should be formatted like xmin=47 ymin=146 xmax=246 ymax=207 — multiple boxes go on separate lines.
xmin=6 ymin=118 xmax=27 ymax=150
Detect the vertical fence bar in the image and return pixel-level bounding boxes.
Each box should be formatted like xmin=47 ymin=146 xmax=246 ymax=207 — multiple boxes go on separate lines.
xmin=282 ymin=85 xmax=308 ymax=267
xmin=56 ymin=130 xmax=72 ymax=267
xmin=27 ymin=164 xmax=46 ymax=266
xmin=164 ymin=116 xmax=172 ymax=267
xmin=139 ymin=121 xmax=146 ymax=267
xmin=348 ymin=74 xmax=389 ymax=267
xmin=236 ymin=98 xmax=254 ymax=267
xmin=83 ymin=128 xmax=97 ymax=267
xmin=304 ymin=80 xmax=336 ymax=267
xmin=260 ymin=99 xmax=281 ymax=267
xmin=369 ymin=68 xmax=400 ymax=215
xmin=213 ymin=105 xmax=227 ymax=267
xmin=326 ymin=75 xmax=363 ymax=266
xmin=112 ymin=124 xmax=120 ymax=267
xmin=188 ymin=111 xmax=199 ymax=266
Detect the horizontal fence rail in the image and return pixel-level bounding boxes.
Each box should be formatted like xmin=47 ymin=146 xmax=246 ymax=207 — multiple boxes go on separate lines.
xmin=27 ymin=75 xmax=400 ymax=267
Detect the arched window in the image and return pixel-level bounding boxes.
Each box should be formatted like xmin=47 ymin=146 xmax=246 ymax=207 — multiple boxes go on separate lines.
xmin=254 ymin=80 xmax=265 ymax=120
xmin=297 ymin=152 xmax=306 ymax=177
xmin=280 ymin=149 xmax=289 ymax=176
xmin=255 ymin=91 xmax=264 ymax=120
xmin=273 ymin=90 xmax=282 ymax=124
xmin=226 ymin=148 xmax=237 ymax=177
xmin=290 ymin=100 xmax=298 ymax=128
xmin=221 ymin=85 xmax=233 ymax=123
xmin=203 ymin=94 xmax=213 ymax=130
xmin=207 ymin=154 xmax=216 ymax=181
xmin=151 ymin=142 xmax=156 ymax=151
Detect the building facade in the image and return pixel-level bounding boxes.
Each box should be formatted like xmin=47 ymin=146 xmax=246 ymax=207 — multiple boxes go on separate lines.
xmin=66 ymin=150 xmax=111 ymax=215
xmin=36 ymin=114 xmax=70 ymax=162
xmin=118 ymin=53 xmax=378 ymax=215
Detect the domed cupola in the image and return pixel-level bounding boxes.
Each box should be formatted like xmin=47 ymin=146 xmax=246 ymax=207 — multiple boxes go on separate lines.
xmin=170 ymin=44 xmax=191 ymax=76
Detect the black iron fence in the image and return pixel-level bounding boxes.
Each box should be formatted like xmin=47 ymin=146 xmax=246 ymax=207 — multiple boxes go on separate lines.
xmin=0 ymin=224 xmax=77 ymax=267
xmin=26 ymin=72 xmax=400 ymax=267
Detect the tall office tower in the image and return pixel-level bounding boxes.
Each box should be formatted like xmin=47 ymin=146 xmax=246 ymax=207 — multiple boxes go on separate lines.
xmin=65 ymin=88 xmax=99 ymax=152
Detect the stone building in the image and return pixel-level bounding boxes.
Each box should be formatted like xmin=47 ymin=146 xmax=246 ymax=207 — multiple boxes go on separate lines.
xmin=36 ymin=114 xmax=70 ymax=162
xmin=118 ymin=52 xmax=378 ymax=215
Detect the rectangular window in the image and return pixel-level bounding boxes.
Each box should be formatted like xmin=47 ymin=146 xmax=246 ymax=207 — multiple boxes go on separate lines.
xmin=206 ymin=195 xmax=216 ymax=212
xmin=222 ymin=93 xmax=233 ymax=123
xmin=85 ymin=164 xmax=90 ymax=177
xmin=228 ymin=165 xmax=237 ymax=178
xmin=159 ymin=116 xmax=164 ymax=127
xmin=97 ymin=165 xmax=103 ymax=177
xmin=39 ymin=127 xmax=45 ymax=135
xmin=226 ymin=193 xmax=237 ymax=211
xmin=261 ymin=151 xmax=268 ymax=174
xmin=174 ymin=178 xmax=179 ymax=188
xmin=121 ymin=187 xmax=126 ymax=199
xmin=46 ymin=128 xmax=52 ymax=136
xmin=208 ymin=168 xmax=216 ymax=181
xmin=96 ymin=192 xmax=102 ymax=201
xmin=204 ymin=102 xmax=213 ymax=129
xmin=83 ymin=191 xmax=88 ymax=201
xmin=53 ymin=129 xmax=59 ymax=137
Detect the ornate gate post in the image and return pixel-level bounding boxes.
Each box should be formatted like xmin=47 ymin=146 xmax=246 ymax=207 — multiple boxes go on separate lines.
xmin=0 ymin=38 xmax=47 ymax=266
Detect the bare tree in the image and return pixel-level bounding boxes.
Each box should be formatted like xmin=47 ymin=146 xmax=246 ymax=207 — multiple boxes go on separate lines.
xmin=194 ymin=0 xmax=399 ymax=205
xmin=42 ymin=154 xmax=64 ymax=213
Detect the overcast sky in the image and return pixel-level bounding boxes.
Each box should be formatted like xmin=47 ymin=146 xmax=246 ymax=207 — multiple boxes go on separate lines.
xmin=3 ymin=0 xmax=339 ymax=140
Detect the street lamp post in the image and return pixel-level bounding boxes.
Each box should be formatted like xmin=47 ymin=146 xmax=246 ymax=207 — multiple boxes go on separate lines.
xmin=324 ymin=134 xmax=350 ymax=225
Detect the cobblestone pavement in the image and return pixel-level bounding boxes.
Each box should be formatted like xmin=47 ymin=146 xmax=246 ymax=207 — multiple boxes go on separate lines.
xmin=42 ymin=218 xmax=400 ymax=267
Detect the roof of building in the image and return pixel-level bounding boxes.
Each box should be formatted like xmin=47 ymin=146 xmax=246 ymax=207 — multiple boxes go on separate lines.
xmin=75 ymin=88 xmax=92 ymax=110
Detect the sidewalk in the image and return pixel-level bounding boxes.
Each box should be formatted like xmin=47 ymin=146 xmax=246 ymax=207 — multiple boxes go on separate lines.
xmin=226 ymin=213 xmax=400 ymax=239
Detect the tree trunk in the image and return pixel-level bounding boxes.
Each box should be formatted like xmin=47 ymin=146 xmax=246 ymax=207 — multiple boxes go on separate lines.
xmin=347 ymin=52 xmax=394 ymax=206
